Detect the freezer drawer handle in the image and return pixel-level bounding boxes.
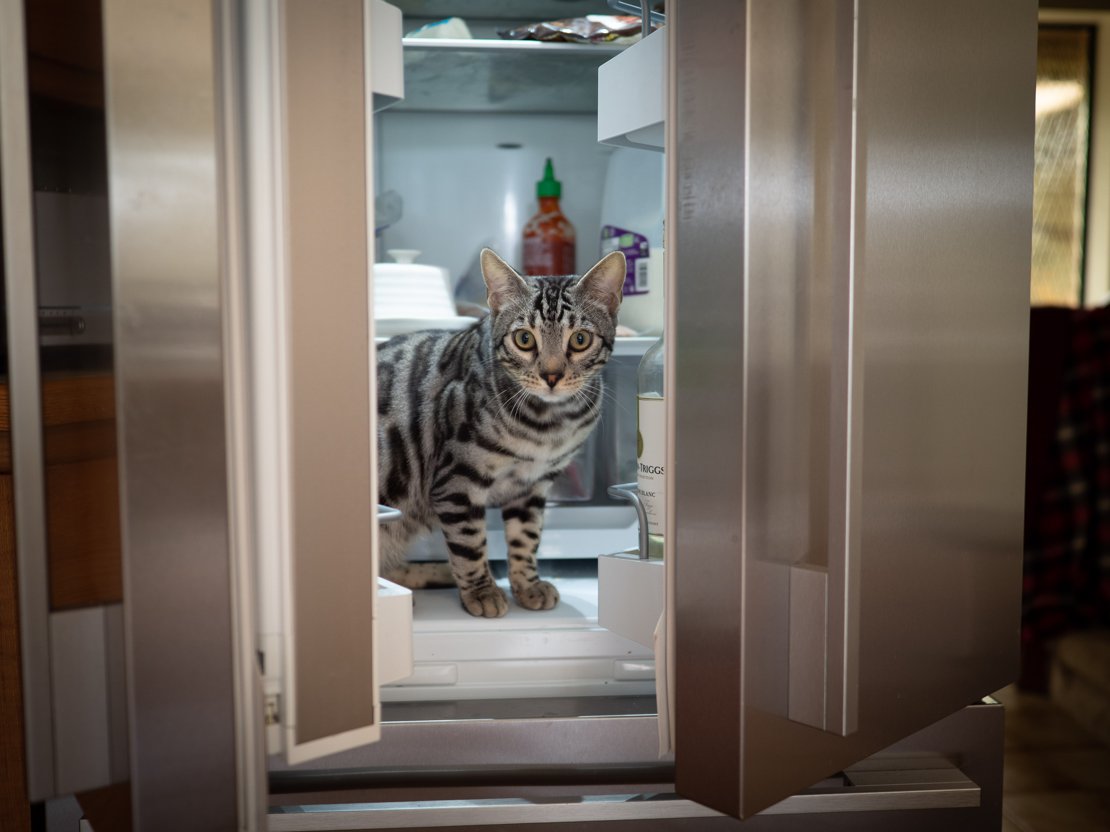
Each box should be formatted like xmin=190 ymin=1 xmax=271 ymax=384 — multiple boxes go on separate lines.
xmin=376 ymin=504 xmax=403 ymax=525
xmin=267 ymin=758 xmax=980 ymax=828
xmin=607 ymin=483 xmax=649 ymax=559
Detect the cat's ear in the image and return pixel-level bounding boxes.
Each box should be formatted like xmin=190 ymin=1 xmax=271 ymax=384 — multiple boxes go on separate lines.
xmin=481 ymin=248 xmax=529 ymax=313
xmin=574 ymin=251 xmax=626 ymax=316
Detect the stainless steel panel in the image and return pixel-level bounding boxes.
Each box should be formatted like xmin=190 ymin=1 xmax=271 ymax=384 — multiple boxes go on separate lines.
xmin=0 ymin=0 xmax=55 ymax=800
xmin=103 ymin=0 xmax=239 ymax=827
xmin=673 ymin=0 xmax=1034 ymax=819
xmin=219 ymin=0 xmax=269 ymax=826
xmin=267 ymin=769 xmax=979 ymax=831
xmin=669 ymin=0 xmax=747 ymax=816
xmin=269 ymin=702 xmax=1003 ymax=832
xmin=267 ymin=708 xmax=1002 ymax=830
xmin=280 ymin=0 xmax=378 ymax=749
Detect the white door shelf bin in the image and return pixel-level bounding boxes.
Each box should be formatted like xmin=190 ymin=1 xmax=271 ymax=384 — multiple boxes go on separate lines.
xmin=370 ymin=0 xmax=404 ymax=111
xmin=377 ymin=578 xmax=414 ymax=685
xmin=598 ymin=551 xmax=665 ymax=649
xmin=598 ymin=27 xmax=665 ymax=151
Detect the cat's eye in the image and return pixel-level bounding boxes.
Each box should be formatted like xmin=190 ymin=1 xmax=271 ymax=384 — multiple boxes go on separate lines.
xmin=512 ymin=329 xmax=536 ymax=350
xmin=569 ymin=330 xmax=593 ymax=352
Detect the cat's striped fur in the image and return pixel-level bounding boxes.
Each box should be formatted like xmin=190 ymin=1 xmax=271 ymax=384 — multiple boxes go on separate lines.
xmin=377 ymin=248 xmax=625 ymax=617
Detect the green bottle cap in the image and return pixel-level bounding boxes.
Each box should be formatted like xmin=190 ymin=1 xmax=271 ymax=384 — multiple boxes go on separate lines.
xmin=536 ymin=157 xmax=561 ymax=198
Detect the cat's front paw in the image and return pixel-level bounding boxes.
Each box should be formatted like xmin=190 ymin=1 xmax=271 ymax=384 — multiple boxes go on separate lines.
xmin=460 ymin=584 xmax=509 ymax=618
xmin=512 ymin=579 xmax=560 ymax=611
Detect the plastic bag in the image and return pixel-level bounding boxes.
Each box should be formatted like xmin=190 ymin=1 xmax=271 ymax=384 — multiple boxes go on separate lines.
xmin=499 ymin=15 xmax=643 ymax=44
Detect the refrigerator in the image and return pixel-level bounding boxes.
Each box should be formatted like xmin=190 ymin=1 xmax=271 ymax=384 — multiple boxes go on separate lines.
xmin=0 ymin=0 xmax=1035 ymax=829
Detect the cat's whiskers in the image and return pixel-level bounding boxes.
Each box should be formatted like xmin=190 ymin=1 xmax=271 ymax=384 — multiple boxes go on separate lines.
xmin=591 ymin=378 xmax=630 ymax=422
xmin=493 ymin=386 xmax=524 ymax=416
xmin=497 ymin=386 xmax=531 ymax=423
xmin=578 ymin=381 xmax=607 ymax=424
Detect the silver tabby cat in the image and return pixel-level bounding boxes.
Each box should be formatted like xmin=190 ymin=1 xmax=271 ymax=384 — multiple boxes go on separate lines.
xmin=377 ymin=248 xmax=626 ymax=617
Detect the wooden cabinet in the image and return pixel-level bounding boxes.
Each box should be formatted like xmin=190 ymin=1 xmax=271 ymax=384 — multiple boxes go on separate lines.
xmin=41 ymin=375 xmax=121 ymax=610
xmin=0 ymin=373 xmax=122 ymax=612
xmin=0 ymin=372 xmax=124 ymax=827
xmin=0 ymin=474 xmax=30 ymax=830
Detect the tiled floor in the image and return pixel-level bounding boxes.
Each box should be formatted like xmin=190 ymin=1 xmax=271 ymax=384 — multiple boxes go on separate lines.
xmin=996 ymin=685 xmax=1110 ymax=831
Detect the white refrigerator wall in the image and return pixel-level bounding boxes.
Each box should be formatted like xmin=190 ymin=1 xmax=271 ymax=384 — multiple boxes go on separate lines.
xmin=375 ymin=111 xmax=613 ymax=297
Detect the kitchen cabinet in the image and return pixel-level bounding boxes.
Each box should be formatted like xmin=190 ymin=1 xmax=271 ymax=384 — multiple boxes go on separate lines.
xmin=0 ymin=0 xmax=1035 ymax=829
xmin=1 ymin=0 xmax=131 ymax=812
xmin=0 ymin=374 xmax=121 ymax=610
xmin=0 ymin=371 xmax=128 ymax=807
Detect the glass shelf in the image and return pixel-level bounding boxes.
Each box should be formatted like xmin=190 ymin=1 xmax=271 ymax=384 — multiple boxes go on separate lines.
xmin=395 ymin=38 xmax=627 ymax=113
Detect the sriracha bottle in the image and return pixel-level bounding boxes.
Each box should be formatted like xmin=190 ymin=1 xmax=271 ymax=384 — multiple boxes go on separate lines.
xmin=523 ymin=158 xmax=576 ymax=275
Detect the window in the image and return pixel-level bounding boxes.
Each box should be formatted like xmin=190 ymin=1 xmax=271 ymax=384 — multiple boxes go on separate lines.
xmin=1032 ymin=25 xmax=1093 ymax=307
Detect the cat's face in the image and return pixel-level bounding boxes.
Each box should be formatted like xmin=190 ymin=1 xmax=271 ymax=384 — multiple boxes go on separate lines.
xmin=481 ymin=249 xmax=626 ymax=402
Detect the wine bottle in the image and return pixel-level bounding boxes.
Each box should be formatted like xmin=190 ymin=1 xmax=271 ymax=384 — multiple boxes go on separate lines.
xmin=636 ymin=333 xmax=665 ymax=559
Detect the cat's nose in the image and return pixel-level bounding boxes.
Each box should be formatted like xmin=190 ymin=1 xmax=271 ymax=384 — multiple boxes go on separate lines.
xmin=544 ymin=372 xmax=563 ymax=389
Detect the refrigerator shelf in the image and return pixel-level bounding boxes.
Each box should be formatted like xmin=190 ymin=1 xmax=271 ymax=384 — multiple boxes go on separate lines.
xmin=397 ymin=38 xmax=625 ymax=113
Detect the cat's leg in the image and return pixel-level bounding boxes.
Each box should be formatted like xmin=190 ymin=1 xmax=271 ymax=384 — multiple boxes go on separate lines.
xmin=501 ymin=486 xmax=559 ymax=611
xmin=378 ymin=518 xmax=456 ymax=588
xmin=384 ymin=562 xmax=455 ymax=589
xmin=432 ymin=488 xmax=508 ymax=617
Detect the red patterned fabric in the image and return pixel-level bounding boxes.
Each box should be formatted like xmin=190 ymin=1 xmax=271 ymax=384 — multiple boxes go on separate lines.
xmin=1023 ymin=305 xmax=1110 ymax=652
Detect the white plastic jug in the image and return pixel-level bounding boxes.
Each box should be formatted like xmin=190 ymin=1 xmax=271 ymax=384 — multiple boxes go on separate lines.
xmin=599 ymin=147 xmax=665 ymax=335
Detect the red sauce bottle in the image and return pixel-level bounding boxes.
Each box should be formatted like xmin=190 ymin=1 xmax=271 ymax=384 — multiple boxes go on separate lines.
xmin=523 ymin=158 xmax=576 ymax=275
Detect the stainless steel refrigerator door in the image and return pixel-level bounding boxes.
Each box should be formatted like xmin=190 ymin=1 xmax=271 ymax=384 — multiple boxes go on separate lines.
xmin=261 ymin=0 xmax=383 ymax=764
xmin=228 ymin=0 xmax=385 ymax=767
xmin=103 ymin=0 xmax=381 ymax=825
xmin=670 ymin=0 xmax=1034 ymax=819
xmin=103 ymin=0 xmax=243 ymax=826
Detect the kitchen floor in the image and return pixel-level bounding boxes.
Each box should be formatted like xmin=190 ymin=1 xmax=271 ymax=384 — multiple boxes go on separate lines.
xmin=996 ymin=685 xmax=1110 ymax=831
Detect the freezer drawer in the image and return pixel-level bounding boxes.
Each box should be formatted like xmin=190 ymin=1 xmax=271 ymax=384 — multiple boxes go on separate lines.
xmin=267 ymin=700 xmax=1003 ymax=831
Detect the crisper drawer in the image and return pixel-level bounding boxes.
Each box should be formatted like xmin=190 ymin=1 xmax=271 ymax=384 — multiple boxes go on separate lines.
xmin=268 ymin=700 xmax=1004 ymax=832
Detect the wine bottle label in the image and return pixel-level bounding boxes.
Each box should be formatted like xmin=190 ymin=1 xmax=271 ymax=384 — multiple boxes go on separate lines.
xmin=637 ymin=395 xmax=666 ymax=536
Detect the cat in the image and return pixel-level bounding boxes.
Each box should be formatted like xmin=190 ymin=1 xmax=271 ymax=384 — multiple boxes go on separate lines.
xmin=376 ymin=248 xmax=626 ymax=617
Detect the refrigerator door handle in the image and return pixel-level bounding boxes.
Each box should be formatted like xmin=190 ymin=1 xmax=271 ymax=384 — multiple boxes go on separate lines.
xmin=787 ymin=0 xmax=863 ymax=738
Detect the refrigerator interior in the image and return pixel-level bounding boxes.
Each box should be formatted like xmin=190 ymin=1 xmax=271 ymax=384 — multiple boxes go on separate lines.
xmin=375 ymin=111 xmax=614 ymax=287
xmin=368 ymin=3 xmax=665 ymax=706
